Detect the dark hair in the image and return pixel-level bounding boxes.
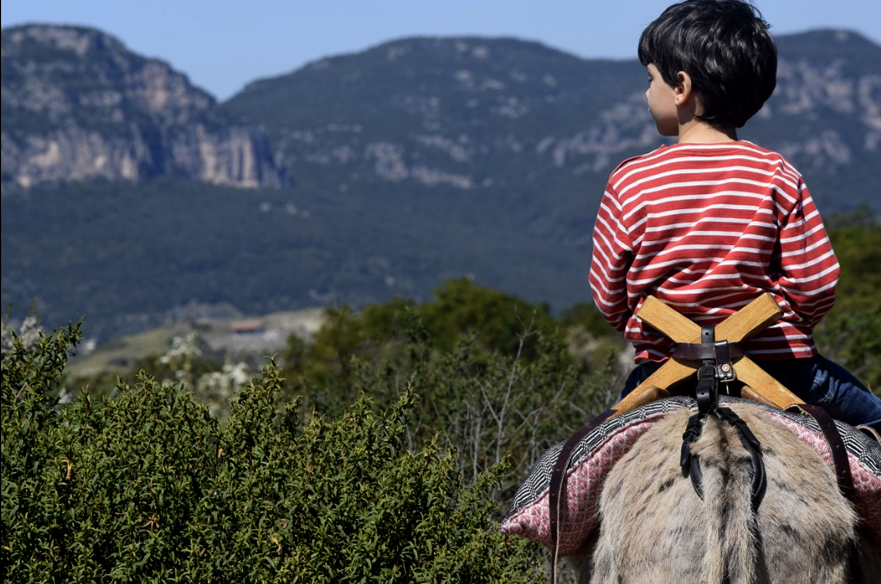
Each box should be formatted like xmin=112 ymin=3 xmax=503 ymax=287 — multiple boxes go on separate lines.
xmin=638 ymin=0 xmax=777 ymax=128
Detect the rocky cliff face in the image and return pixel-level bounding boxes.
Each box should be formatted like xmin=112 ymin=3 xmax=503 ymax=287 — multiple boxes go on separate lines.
xmin=5 ymin=26 xmax=878 ymax=206
xmin=1 ymin=25 xmax=283 ymax=189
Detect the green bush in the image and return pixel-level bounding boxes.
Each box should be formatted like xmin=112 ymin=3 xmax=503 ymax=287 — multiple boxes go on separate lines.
xmin=286 ymin=279 xmax=569 ymax=390
xmin=280 ymin=298 xmax=619 ymax=503
xmin=2 ymin=322 xmax=544 ymax=583
xmin=816 ymin=209 xmax=881 ymax=391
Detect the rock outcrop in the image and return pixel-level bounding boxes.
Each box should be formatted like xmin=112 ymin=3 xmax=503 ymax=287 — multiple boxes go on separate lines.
xmin=1 ymin=25 xmax=283 ymax=189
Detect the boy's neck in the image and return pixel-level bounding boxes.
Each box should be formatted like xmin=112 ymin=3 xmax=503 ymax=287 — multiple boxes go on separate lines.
xmin=677 ymin=119 xmax=738 ymax=144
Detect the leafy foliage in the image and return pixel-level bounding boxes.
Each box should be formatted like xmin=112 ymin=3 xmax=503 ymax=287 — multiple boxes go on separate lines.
xmin=815 ymin=209 xmax=881 ymax=391
xmin=1 ymin=321 xmax=546 ymax=583
xmin=276 ymin=280 xmax=622 ymax=507
xmin=288 ymin=279 xmax=560 ymax=385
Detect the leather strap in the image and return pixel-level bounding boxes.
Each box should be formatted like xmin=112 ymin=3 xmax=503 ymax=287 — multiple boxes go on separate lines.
xmin=548 ymin=408 xmax=616 ymax=584
xmin=680 ymin=407 xmax=767 ymax=512
xmin=672 ymin=341 xmax=744 ymax=361
xmin=680 ymin=412 xmax=706 ymax=499
xmin=857 ymin=424 xmax=881 ymax=444
xmin=701 ymin=325 xmax=714 ymax=346
xmin=787 ymin=403 xmax=854 ymax=501
xmin=694 ymin=325 xmax=719 ymax=414
xmin=715 ymin=406 xmax=767 ymax=512
xmin=784 ymin=404 xmax=859 ymax=580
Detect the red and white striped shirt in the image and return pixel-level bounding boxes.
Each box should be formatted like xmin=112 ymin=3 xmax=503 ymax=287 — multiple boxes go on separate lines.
xmin=589 ymin=141 xmax=839 ymax=362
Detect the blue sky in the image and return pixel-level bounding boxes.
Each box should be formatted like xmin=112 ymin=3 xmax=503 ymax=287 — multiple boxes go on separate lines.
xmin=3 ymin=0 xmax=879 ymax=101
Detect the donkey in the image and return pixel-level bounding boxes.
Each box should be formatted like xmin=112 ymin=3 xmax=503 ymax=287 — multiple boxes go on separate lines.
xmin=568 ymin=403 xmax=881 ymax=584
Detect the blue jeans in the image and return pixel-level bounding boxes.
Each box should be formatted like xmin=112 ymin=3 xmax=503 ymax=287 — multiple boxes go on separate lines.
xmin=619 ymin=355 xmax=881 ymax=429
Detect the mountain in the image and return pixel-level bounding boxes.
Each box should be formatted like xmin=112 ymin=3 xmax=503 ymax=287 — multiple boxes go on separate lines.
xmin=1 ymin=25 xmax=283 ymax=189
xmin=220 ymin=29 xmax=881 ymax=215
xmin=2 ymin=26 xmax=880 ymax=343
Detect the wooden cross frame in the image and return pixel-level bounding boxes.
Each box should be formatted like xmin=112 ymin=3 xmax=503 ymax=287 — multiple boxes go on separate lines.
xmin=610 ymin=293 xmax=804 ymax=418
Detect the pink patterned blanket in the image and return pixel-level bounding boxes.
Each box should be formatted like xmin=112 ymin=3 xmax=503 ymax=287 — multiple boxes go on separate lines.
xmin=501 ymin=396 xmax=881 ymax=555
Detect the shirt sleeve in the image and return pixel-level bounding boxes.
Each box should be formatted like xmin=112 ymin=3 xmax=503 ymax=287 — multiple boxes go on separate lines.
xmin=589 ymin=182 xmax=634 ymax=332
xmin=775 ymin=179 xmax=839 ymax=326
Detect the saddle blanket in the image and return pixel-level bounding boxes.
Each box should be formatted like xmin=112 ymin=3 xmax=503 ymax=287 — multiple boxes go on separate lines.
xmin=501 ymin=396 xmax=881 ymax=556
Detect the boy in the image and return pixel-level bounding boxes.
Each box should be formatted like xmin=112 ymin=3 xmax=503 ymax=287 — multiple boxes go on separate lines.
xmin=589 ymin=0 xmax=881 ymax=429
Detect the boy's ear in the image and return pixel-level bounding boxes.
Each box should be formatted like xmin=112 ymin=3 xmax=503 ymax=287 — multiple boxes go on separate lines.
xmin=674 ymin=71 xmax=693 ymax=105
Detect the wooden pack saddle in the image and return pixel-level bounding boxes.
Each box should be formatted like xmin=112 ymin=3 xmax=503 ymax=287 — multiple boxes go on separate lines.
xmin=611 ymin=292 xmax=803 ymax=418
xmin=540 ymin=293 xmax=874 ymax=584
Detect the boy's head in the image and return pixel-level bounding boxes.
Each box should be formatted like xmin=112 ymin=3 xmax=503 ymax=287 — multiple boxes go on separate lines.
xmin=639 ymin=0 xmax=777 ymax=129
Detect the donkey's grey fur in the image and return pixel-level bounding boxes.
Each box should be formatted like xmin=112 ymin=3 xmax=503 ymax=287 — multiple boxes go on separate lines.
xmin=569 ymin=404 xmax=881 ymax=584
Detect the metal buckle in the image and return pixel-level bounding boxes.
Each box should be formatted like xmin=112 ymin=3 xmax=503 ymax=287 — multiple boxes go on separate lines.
xmin=715 ymin=362 xmax=736 ymax=383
